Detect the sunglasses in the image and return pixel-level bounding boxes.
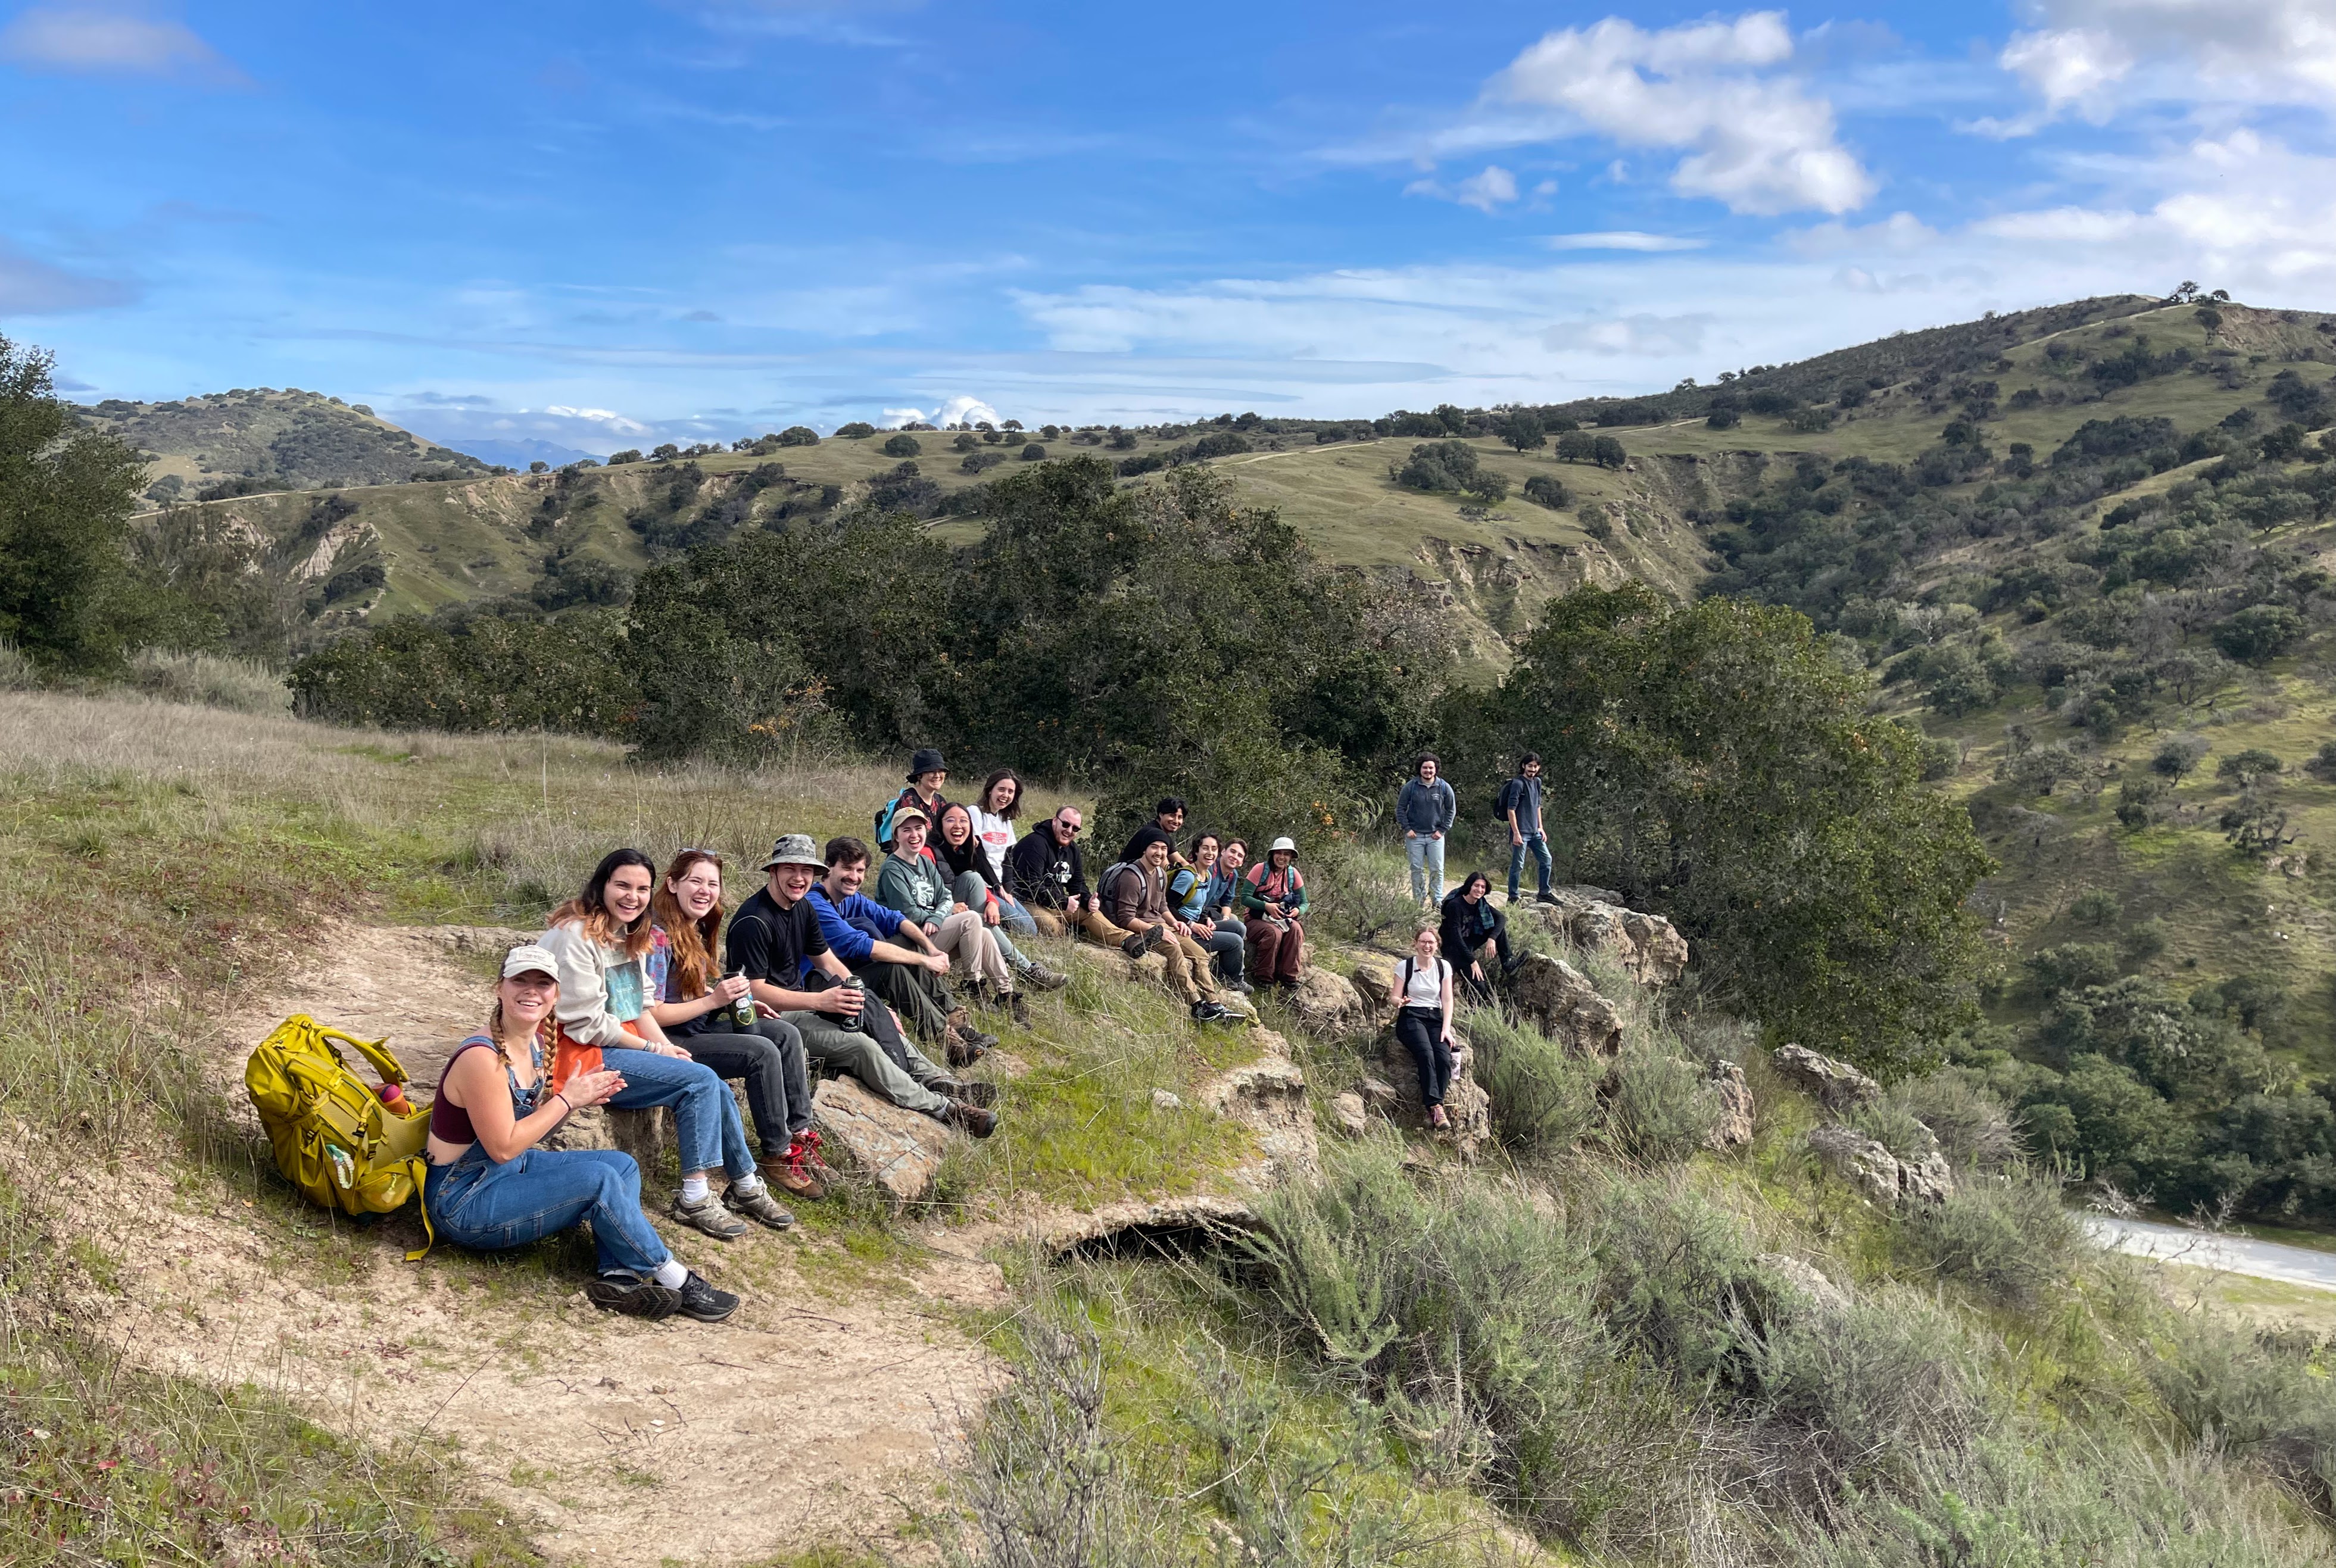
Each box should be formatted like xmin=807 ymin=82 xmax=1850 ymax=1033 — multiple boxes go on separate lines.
xmin=1055 ymin=820 xmax=1081 ymax=834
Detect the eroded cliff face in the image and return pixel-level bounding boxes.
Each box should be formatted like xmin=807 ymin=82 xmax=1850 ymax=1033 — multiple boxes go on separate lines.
xmin=1402 ymin=451 xmax=1772 ymax=671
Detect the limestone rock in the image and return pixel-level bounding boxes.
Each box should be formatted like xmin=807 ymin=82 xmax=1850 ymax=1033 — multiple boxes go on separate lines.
xmin=1770 ymin=1045 xmax=1882 ymax=1114
xmin=1358 ymin=1076 xmax=1399 ymax=1109
xmin=1329 ymin=1091 xmax=1368 ymax=1136
xmin=545 ymin=1104 xmax=613 ymax=1152
xmin=1807 ymin=1125 xmax=1901 ymax=1207
xmin=1290 ymin=966 xmax=1368 ymax=1036
xmin=1899 ymin=1148 xmax=1955 ymax=1206
xmin=1041 ymin=1194 xmax=1259 ymax=1257
xmin=1509 ymin=954 xmax=1624 ymax=1060
xmin=1704 ymin=1060 xmax=1754 ymax=1151
xmin=1759 ymin=1252 xmax=1848 ymax=1314
xmin=1199 ymin=1053 xmax=1318 ymax=1188
xmin=1250 ymin=1027 xmax=1293 ymax=1060
xmin=1375 ymin=1024 xmax=1491 ymax=1161
xmin=1527 ymin=891 xmax=1690 ymax=986
xmin=609 ymin=1107 xmax=673 ymax=1171
xmin=1348 ymin=954 xmax=1399 ymax=1011
xmin=810 ymin=1076 xmax=952 ymax=1203
xmin=1150 ymin=1089 xmax=1184 ymax=1112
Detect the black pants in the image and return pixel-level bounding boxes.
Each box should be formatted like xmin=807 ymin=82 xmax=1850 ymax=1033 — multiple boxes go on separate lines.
xmin=681 ymin=1018 xmax=812 ymax=1157
xmin=803 ymin=969 xmax=928 ymax=1079
xmin=1395 ymin=1007 xmax=1455 ymax=1108
xmin=1451 ymin=914 xmax=1515 ymax=1002
xmin=859 ymin=957 xmax=955 ymax=1044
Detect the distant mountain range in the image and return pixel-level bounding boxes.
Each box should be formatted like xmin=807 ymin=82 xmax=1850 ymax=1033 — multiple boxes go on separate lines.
xmin=417 ymin=435 xmax=605 ymax=471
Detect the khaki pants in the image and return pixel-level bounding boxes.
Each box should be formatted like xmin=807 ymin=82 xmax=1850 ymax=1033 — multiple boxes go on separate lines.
xmin=1031 ymin=903 xmax=1132 ymax=947
xmin=932 ymin=909 xmax=1012 ymax=993
xmin=1159 ymin=930 xmax=1221 ymax=1008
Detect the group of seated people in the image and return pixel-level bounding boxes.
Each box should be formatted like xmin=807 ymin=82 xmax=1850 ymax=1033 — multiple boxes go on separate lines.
xmin=418 ymin=748 xmax=1333 ymax=1323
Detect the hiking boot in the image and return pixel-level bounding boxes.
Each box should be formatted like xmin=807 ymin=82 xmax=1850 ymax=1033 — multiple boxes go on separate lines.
xmin=722 ymin=1179 xmax=796 ymax=1230
xmin=1021 ymin=962 xmax=1069 ymax=992
xmin=586 ymin=1270 xmax=681 ymax=1320
xmin=768 ymin=1158 xmax=824 ymax=1200
xmin=1534 ymin=891 xmax=1561 ymax=906
xmin=1007 ymin=989 xmax=1030 ymax=1028
xmin=931 ymin=1076 xmax=999 ymax=1108
xmin=943 ymin=1099 xmax=999 ymax=1138
xmin=1225 ymin=976 xmax=1254 ymax=995
xmin=674 ymin=1269 xmax=740 ymax=1324
xmin=944 ymin=1025 xmax=988 ymax=1069
xmin=1122 ymin=926 xmax=1164 ymax=959
xmin=670 ymin=1191 xmax=750 ymax=1240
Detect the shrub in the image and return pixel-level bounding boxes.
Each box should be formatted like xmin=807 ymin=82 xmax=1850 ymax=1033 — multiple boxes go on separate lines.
xmin=2070 ymin=889 xmax=2121 ymax=926
xmin=2025 ymin=942 xmax=2119 ymax=996
xmin=1523 ymin=474 xmax=1567 ymax=509
xmin=606 ymin=448 xmax=642 ymax=464
xmin=1895 ymin=1069 xmax=2022 ymax=1170
xmin=2153 ymin=734 xmax=2209 ymax=777
xmin=2213 ymin=604 xmax=2304 ymax=666
xmin=2144 ymin=1316 xmax=2336 ymax=1509
xmin=1468 ymin=1008 xmax=1598 ymax=1155
xmin=1706 ymin=407 xmax=1741 ymax=430
xmin=776 ymin=425 xmax=819 ymax=446
xmin=1895 ymin=1172 xmax=2078 ymax=1308
xmin=2118 ymin=919 xmax=2167 ymax=963
xmin=123 ymin=648 xmax=289 ymax=714
xmin=1021 ymin=442 xmax=1047 ymax=461
xmin=2216 ymin=748 xmax=2284 ymax=782
xmin=1605 ymin=1042 xmax=1721 ymax=1166
xmin=881 ymin=432 xmax=921 ymax=458
xmin=2306 ymin=739 xmax=2336 ymax=782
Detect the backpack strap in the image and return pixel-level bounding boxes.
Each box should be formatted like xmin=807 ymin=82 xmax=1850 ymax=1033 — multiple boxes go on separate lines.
xmin=403 ymin=1159 xmax=437 ymax=1261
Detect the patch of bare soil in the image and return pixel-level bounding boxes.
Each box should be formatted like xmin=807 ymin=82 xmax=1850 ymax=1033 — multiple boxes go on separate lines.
xmin=22 ymin=923 xmax=1010 ymax=1567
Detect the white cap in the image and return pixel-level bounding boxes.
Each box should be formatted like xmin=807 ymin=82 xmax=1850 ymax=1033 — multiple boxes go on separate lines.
xmin=501 ymin=943 xmax=559 ymax=980
xmin=1268 ymin=836 xmax=1298 ymax=855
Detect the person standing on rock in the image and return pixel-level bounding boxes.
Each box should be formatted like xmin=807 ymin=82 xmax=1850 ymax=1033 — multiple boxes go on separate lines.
xmin=423 ymin=944 xmax=740 ymax=1323
xmin=727 ymin=833 xmax=996 ymax=1138
xmin=1440 ymin=872 xmax=1519 ymax=1004
xmin=1396 ymin=754 xmax=1457 ymax=910
xmin=1392 ymin=926 xmax=1459 ymax=1130
xmin=1501 ymin=754 xmax=1556 ymax=906
xmin=1242 ymin=836 xmax=1310 ymax=994
xmin=1108 ymin=829 xmax=1237 ymax=1024
xmin=541 ymin=850 xmax=796 ymax=1240
xmin=644 ymin=849 xmax=826 ymax=1202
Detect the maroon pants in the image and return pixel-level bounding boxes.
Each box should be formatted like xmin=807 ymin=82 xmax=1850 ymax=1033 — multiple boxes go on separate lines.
xmin=1245 ymin=917 xmax=1305 ymax=983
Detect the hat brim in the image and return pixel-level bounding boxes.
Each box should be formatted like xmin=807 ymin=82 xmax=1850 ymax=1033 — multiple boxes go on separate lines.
xmin=762 ymin=854 xmax=825 ymax=871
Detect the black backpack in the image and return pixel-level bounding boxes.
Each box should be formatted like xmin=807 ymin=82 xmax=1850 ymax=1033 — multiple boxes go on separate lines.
xmin=1490 ymin=776 xmax=1520 ymax=822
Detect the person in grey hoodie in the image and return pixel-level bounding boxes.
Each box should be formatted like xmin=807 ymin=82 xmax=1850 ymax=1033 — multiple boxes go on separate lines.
xmin=1395 ymin=753 xmax=1458 ymax=909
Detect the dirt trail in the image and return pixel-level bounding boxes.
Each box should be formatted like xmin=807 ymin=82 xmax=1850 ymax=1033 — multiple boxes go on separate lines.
xmin=18 ymin=924 xmax=1009 ymax=1567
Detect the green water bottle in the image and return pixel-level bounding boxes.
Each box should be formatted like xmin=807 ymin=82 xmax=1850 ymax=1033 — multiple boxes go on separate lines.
xmin=727 ymin=969 xmax=757 ymax=1030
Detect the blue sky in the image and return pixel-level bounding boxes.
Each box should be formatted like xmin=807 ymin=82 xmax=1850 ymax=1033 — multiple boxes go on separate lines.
xmin=5 ymin=1 xmax=2336 ymax=458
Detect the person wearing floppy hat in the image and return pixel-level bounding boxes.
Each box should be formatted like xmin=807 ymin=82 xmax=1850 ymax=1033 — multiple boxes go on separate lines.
xmin=1242 ymin=836 xmax=1311 ymax=993
xmin=421 ymin=944 xmax=741 ymax=1323
xmin=875 ymin=748 xmax=950 ymax=853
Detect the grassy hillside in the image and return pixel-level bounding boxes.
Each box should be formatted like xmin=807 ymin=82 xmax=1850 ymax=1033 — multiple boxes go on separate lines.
xmin=6 ymin=685 xmax=2336 ymax=1565
xmin=79 ymin=386 xmax=495 ymax=504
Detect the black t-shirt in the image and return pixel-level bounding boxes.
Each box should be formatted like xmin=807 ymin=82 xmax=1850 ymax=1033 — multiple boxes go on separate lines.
xmin=726 ymin=886 xmax=826 ymax=989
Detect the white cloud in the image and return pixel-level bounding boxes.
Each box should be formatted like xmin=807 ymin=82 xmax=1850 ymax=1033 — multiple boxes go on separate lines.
xmin=1545 ymin=312 xmax=1714 ymax=357
xmin=1993 ymin=1 xmax=2336 ymax=124
xmin=933 ymin=393 xmax=999 ymax=426
xmin=1479 ymin=11 xmax=1874 ymax=215
xmin=0 ymin=4 xmax=240 ymax=80
xmin=1542 ymin=231 xmax=1708 ymax=251
xmin=1786 ymin=211 xmax=1941 ymax=256
xmin=541 ymin=404 xmax=648 ymax=433
xmin=1404 ymin=164 xmax=1520 ymax=213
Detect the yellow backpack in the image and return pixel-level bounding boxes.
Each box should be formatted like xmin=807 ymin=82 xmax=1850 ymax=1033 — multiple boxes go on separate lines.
xmin=245 ymin=1015 xmax=435 ymax=1260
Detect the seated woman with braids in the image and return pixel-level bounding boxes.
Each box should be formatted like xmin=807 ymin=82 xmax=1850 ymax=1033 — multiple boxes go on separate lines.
xmin=423 ymin=945 xmax=740 ymax=1322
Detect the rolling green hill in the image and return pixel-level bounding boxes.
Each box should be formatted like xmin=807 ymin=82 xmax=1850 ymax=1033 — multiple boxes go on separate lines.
xmin=78 ymin=387 xmax=495 ymax=504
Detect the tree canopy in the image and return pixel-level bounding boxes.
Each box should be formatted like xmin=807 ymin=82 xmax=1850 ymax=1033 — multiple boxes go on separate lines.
xmin=0 ymin=334 xmax=145 ymax=667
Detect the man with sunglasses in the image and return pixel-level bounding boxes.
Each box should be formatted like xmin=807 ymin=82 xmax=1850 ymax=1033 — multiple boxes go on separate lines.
xmin=1006 ymin=805 xmax=1133 ymax=947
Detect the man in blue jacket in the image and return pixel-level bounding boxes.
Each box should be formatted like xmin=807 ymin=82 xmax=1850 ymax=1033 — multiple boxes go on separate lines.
xmin=811 ymin=835 xmax=996 ymax=1064
xmin=1395 ymin=753 xmax=1458 ymax=910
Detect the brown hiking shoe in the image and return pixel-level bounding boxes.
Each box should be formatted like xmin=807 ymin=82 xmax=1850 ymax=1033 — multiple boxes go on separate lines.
xmin=944 ymin=1099 xmax=998 ymax=1138
xmin=1022 ymin=963 xmax=1069 ymax=992
xmin=944 ymin=1024 xmax=987 ymax=1068
xmin=1007 ymin=989 xmax=1030 ymax=1027
xmin=931 ymin=1076 xmax=999 ymax=1108
xmin=769 ymin=1156 xmax=824 ymax=1201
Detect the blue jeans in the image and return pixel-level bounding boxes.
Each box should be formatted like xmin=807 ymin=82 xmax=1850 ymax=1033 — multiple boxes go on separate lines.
xmin=602 ymin=1046 xmax=755 ymax=1179
xmin=425 ymin=1145 xmax=669 ymax=1276
xmin=1508 ymin=832 xmax=1552 ymax=901
xmin=999 ymin=893 xmax=1038 ymax=937
xmin=1405 ymin=834 xmax=1446 ymax=904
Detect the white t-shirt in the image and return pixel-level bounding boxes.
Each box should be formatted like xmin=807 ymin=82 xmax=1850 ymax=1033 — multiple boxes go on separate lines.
xmin=1401 ymin=955 xmax=1449 ymax=1010
xmin=969 ymin=805 xmax=1017 ymax=882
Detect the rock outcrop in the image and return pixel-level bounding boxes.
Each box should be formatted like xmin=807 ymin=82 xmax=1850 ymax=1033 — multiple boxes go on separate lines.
xmin=1348 ymin=953 xmax=1399 ymax=1011
xmin=1806 ymin=1123 xmax=1953 ymax=1208
xmin=1523 ymin=888 xmax=1690 ymax=986
xmin=1759 ymin=1252 xmax=1849 ymax=1314
xmin=1040 ymin=1195 xmax=1260 ymax=1258
xmin=1770 ymin=1045 xmax=1882 ymax=1114
xmin=1290 ymin=966 xmax=1369 ymax=1036
xmin=1199 ymin=1029 xmax=1317 ymax=1189
xmin=1509 ymin=954 xmax=1624 ymax=1061
xmin=811 ymin=1077 xmax=952 ymax=1203
xmin=1704 ymin=1060 xmax=1755 ymax=1150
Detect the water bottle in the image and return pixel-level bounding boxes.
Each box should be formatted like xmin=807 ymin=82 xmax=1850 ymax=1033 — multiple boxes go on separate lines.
xmin=726 ymin=969 xmax=757 ymax=1030
xmin=837 ymin=973 xmax=867 ymax=1033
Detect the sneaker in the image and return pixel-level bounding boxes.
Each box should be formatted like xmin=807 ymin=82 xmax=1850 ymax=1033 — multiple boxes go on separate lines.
xmin=944 ymin=1099 xmax=999 ymax=1138
xmin=669 ymin=1192 xmax=750 ymax=1240
xmin=1121 ymin=926 xmax=1164 ymax=959
xmin=1191 ymin=1001 xmax=1235 ymax=1024
xmin=586 ymin=1270 xmax=681 ymax=1319
xmin=674 ymin=1269 xmax=740 ymax=1324
xmin=722 ymin=1180 xmax=797 ymax=1230
xmin=791 ymin=1127 xmax=839 ymax=1183
xmin=1430 ymin=1104 xmax=1451 ymax=1129
xmin=1535 ymin=891 xmax=1561 ymax=906
xmin=1226 ymin=976 xmax=1255 ymax=995
xmin=932 ymin=1076 xmax=999 ymax=1108
xmin=1021 ymin=963 xmax=1069 ymax=992
xmin=768 ymin=1160 xmax=823 ymax=1200
xmin=1008 ymin=990 xmax=1030 ymax=1028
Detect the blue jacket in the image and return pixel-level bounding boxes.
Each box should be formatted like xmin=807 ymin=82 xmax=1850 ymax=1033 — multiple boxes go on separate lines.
xmin=804 ymin=886 xmax=905 ymax=973
xmin=1396 ymin=776 xmax=1457 ymax=835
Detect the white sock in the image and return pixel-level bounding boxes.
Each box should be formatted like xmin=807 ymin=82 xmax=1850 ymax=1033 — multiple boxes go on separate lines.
xmin=731 ymin=1172 xmax=765 ymax=1197
xmin=680 ymin=1174 xmax=710 ymax=1204
xmin=653 ymin=1258 xmax=687 ymax=1289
